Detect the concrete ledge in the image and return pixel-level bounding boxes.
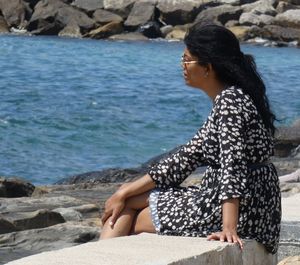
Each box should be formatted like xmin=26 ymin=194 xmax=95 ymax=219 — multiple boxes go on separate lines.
xmin=6 ymin=233 xmax=276 ymax=265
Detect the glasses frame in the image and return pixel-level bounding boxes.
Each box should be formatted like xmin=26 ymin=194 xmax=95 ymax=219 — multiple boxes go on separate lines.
xmin=181 ymin=55 xmax=198 ymax=66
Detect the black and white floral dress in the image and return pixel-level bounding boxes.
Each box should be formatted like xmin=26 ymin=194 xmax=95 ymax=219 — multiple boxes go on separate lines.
xmin=147 ymin=86 xmax=281 ymax=254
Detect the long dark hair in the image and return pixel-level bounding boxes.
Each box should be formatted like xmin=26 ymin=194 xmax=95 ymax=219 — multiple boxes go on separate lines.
xmin=184 ymin=23 xmax=277 ymax=136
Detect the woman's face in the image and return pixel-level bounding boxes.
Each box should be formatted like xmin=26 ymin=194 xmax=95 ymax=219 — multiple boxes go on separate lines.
xmin=181 ymin=48 xmax=208 ymax=89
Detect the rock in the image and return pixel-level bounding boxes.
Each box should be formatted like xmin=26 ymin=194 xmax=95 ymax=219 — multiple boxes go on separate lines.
xmin=85 ymin=21 xmax=123 ymax=39
xmin=276 ymin=1 xmax=299 ymax=13
xmin=108 ymin=32 xmax=149 ymax=41
xmin=225 ymin=19 xmax=240 ymax=27
xmin=55 ymin=6 xmax=96 ymax=32
xmin=278 ymin=256 xmax=300 ymax=265
xmin=138 ymin=21 xmax=162 ymax=38
xmin=124 ymin=2 xmax=156 ymax=30
xmin=72 ymin=0 xmax=104 ymax=12
xmin=58 ymin=22 xmax=82 ymax=38
xmin=2 ymin=209 xmax=65 ymax=231
xmin=239 ymin=12 xmax=275 ymax=26
xmin=0 ymin=177 xmax=35 ymax=198
xmin=228 ymin=25 xmax=252 ymax=40
xmin=275 ymin=9 xmax=300 ymax=28
xmin=0 ymin=195 xmax=88 ymax=214
xmin=160 ymin=25 xmax=173 ymax=37
xmin=93 ymin=9 xmax=123 ymax=25
xmin=103 ymin=0 xmax=136 ymax=18
xmin=0 ymin=218 xmax=18 ymax=234
xmin=280 ymin=183 xmax=300 ymax=196
xmin=157 ymin=0 xmax=212 ymax=25
xmin=0 ymin=223 xmax=100 ymax=264
xmin=279 ymin=221 xmax=300 ymax=261
xmin=218 ymin=0 xmax=241 ymax=5
xmin=0 ymin=15 xmax=9 ymax=33
xmin=52 ymin=208 xmax=83 ymax=221
xmin=165 ymin=27 xmax=186 ymax=40
xmin=274 ymin=122 xmax=300 ymax=156
xmin=0 ymin=0 xmax=27 ymax=28
xmin=55 ymin=168 xmax=143 ymax=185
xmin=279 ymin=169 xmax=300 ymax=183
xmin=262 ymin=24 xmax=300 ymax=42
xmin=28 ymin=0 xmax=95 ymax=35
xmin=27 ymin=0 xmax=68 ymax=34
xmin=195 ymin=5 xmax=243 ymax=26
xmin=242 ymin=0 xmax=278 ymax=14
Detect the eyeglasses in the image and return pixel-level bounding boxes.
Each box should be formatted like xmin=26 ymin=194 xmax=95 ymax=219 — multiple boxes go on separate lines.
xmin=181 ymin=55 xmax=198 ymax=66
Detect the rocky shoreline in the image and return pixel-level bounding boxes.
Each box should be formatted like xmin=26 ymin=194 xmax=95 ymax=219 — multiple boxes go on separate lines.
xmin=0 ymin=120 xmax=299 ymax=264
xmin=0 ymin=0 xmax=300 ymax=47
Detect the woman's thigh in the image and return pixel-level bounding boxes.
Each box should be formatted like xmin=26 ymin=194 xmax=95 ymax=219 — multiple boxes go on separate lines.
xmin=130 ymin=206 xmax=156 ymax=235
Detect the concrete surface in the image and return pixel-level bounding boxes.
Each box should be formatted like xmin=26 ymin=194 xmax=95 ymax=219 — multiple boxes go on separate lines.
xmin=5 ymin=233 xmax=276 ymax=265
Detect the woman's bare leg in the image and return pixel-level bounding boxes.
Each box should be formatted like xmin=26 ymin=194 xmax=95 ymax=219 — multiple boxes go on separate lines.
xmin=100 ymin=191 xmax=153 ymax=240
xmin=130 ymin=206 xmax=156 ymax=235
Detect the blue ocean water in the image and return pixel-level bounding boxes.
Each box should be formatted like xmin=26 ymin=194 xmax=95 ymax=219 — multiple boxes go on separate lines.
xmin=0 ymin=35 xmax=299 ymax=185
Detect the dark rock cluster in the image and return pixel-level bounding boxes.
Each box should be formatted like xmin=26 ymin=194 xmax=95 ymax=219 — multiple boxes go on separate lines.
xmin=0 ymin=0 xmax=299 ymax=46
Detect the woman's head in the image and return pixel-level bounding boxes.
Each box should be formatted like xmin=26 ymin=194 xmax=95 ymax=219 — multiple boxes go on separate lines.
xmin=184 ymin=23 xmax=277 ymax=136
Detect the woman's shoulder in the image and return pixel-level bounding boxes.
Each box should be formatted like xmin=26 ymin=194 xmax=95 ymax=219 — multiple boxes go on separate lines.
xmin=215 ymin=86 xmax=251 ymax=106
xmin=213 ymin=86 xmax=257 ymax=121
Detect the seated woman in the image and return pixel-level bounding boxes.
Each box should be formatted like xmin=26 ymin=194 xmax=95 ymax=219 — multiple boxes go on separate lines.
xmin=99 ymin=23 xmax=281 ymax=254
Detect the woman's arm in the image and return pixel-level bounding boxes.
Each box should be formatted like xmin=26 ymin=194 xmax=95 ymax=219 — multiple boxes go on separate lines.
xmin=117 ymin=173 xmax=156 ymax=200
xmin=101 ymin=174 xmax=155 ymax=226
xmin=207 ymin=198 xmax=243 ymax=250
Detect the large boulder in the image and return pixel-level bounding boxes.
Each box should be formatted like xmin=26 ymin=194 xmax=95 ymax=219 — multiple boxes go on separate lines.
xmin=0 ymin=15 xmax=9 ymax=33
xmin=93 ymin=9 xmax=123 ymax=25
xmin=27 ymin=0 xmax=68 ymax=34
xmin=0 ymin=0 xmax=27 ymax=28
xmin=138 ymin=21 xmax=162 ymax=38
xmin=242 ymin=0 xmax=279 ymax=15
xmin=275 ymin=9 xmax=300 ymax=28
xmin=124 ymin=2 xmax=156 ymax=30
xmin=0 ymin=177 xmax=35 ymax=198
xmin=157 ymin=0 xmax=216 ymax=25
xmin=262 ymin=24 xmax=300 ymax=41
xmin=228 ymin=25 xmax=252 ymax=40
xmin=165 ymin=24 xmax=190 ymax=40
xmin=72 ymin=0 xmax=104 ymax=12
xmin=4 ymin=209 xmax=65 ymax=231
xmin=195 ymin=4 xmax=243 ymax=25
xmin=28 ymin=0 xmax=95 ymax=35
xmin=56 ymin=6 xmax=95 ymax=32
xmin=85 ymin=21 xmax=123 ymax=39
xmin=276 ymin=1 xmax=299 ymax=13
xmin=58 ymin=22 xmax=82 ymax=38
xmin=103 ymin=0 xmax=136 ymax=18
xmin=239 ymin=12 xmax=275 ymax=26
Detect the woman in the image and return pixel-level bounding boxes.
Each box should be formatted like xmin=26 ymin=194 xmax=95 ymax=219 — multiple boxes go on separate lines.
xmin=100 ymin=23 xmax=281 ymax=254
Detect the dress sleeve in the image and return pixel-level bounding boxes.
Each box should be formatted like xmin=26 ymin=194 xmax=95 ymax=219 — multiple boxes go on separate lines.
xmin=147 ymin=127 xmax=207 ymax=190
xmin=217 ymin=94 xmax=250 ymax=202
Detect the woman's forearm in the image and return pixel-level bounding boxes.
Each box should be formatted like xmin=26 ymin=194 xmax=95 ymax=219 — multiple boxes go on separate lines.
xmin=222 ymin=198 xmax=239 ymax=230
xmin=118 ymin=174 xmax=156 ymax=199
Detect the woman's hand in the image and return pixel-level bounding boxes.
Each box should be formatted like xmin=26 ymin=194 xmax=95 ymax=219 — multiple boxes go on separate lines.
xmin=101 ymin=190 xmax=126 ymax=227
xmin=207 ymin=229 xmax=244 ymax=250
